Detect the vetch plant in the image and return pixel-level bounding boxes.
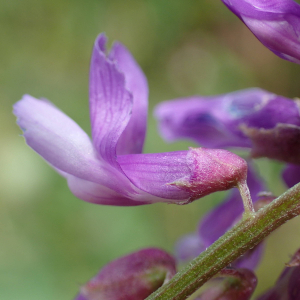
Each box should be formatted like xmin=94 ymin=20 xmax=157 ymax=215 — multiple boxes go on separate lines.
xmin=12 ymin=0 xmax=300 ymax=299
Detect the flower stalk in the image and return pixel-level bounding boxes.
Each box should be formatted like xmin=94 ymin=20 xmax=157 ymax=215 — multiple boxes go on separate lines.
xmin=237 ymin=179 xmax=255 ymax=216
xmin=146 ymin=182 xmax=300 ymax=300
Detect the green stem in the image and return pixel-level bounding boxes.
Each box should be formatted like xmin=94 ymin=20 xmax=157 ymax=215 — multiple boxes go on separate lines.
xmin=147 ymin=183 xmax=300 ymax=300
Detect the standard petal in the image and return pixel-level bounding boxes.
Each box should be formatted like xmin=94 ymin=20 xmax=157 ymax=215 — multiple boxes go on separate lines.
xmin=282 ymin=164 xmax=300 ymax=188
xmin=89 ymin=34 xmax=133 ymax=168
xmin=221 ymin=0 xmax=300 ymax=63
xmin=109 ymin=42 xmax=148 ymax=155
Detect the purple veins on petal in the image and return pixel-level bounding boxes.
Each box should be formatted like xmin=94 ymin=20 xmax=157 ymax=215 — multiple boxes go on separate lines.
xmin=109 ymin=41 xmax=148 ymax=155
xmin=74 ymin=248 xmax=176 ymax=300
xmin=221 ymin=0 xmax=300 ymax=64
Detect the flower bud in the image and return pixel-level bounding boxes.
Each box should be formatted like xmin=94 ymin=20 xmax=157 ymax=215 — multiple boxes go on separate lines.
xmin=74 ymin=248 xmax=176 ymax=300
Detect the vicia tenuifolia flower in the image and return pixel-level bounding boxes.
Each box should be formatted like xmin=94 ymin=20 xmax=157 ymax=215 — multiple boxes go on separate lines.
xmin=13 ymin=34 xmax=253 ymax=210
xmin=155 ymin=88 xmax=300 ymax=189
xmin=74 ymin=248 xmax=176 ymax=300
xmin=221 ymin=0 xmax=300 ymax=64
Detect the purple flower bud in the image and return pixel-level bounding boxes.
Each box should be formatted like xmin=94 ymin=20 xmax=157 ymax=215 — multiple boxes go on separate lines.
xmin=195 ymin=268 xmax=257 ymax=300
xmin=221 ymin=0 xmax=300 ymax=64
xmin=256 ymin=248 xmax=300 ymax=300
xmin=74 ymin=248 xmax=176 ymax=300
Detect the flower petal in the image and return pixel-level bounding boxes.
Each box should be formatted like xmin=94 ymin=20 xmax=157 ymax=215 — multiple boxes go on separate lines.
xmin=66 ymin=175 xmax=149 ymax=206
xmin=175 ymin=233 xmax=205 ymax=262
xmin=242 ymin=123 xmax=300 ymax=164
xmin=196 ymin=268 xmax=257 ymax=300
xmin=282 ymin=164 xmax=300 ymax=188
xmin=13 ymin=95 xmax=139 ymax=195
xmin=221 ymin=0 xmax=300 ymax=63
xmin=155 ymin=88 xmax=300 ymax=149
xmin=118 ymin=151 xmax=191 ymax=202
xmin=109 ymin=41 xmax=148 ymax=155
xmin=155 ymin=96 xmax=241 ymax=148
xmin=89 ymin=34 xmax=133 ymax=168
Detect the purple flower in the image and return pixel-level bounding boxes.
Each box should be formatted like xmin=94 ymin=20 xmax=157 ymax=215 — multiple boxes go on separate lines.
xmin=13 ymin=34 xmax=250 ymax=206
xmin=256 ymin=248 xmax=300 ymax=300
xmin=74 ymin=248 xmax=176 ymax=300
xmin=176 ymin=164 xmax=270 ymax=270
xmin=155 ymin=88 xmax=300 ymax=164
xmin=195 ymin=268 xmax=257 ymax=300
xmin=221 ymin=0 xmax=300 ymax=64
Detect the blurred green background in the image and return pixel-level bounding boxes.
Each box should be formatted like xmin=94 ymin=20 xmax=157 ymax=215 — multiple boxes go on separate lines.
xmin=1 ymin=0 xmax=300 ymax=299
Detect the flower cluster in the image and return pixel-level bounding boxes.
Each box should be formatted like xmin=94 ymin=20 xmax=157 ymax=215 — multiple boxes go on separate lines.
xmin=13 ymin=0 xmax=300 ymax=299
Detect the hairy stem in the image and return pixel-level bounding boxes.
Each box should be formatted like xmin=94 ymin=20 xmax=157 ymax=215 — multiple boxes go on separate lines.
xmin=146 ymin=183 xmax=300 ymax=300
xmin=237 ymin=179 xmax=255 ymax=215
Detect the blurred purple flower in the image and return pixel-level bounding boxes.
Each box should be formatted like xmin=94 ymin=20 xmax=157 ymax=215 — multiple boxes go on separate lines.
xmin=176 ymin=164 xmax=271 ymax=270
xmin=13 ymin=34 xmax=249 ymax=206
xmin=256 ymin=248 xmax=300 ymax=300
xmin=195 ymin=268 xmax=257 ymax=300
xmin=282 ymin=164 xmax=300 ymax=188
xmin=221 ymin=0 xmax=300 ymax=64
xmin=155 ymin=88 xmax=300 ymax=187
xmin=74 ymin=248 xmax=176 ymax=300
